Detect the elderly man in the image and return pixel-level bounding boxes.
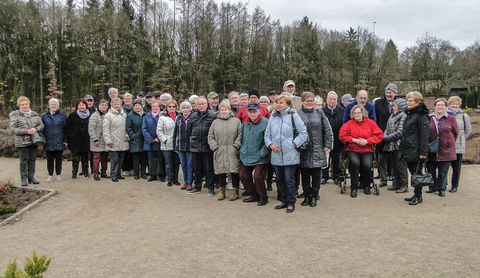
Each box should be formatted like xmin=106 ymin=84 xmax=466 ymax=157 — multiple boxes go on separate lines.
xmin=268 ymin=90 xmax=278 ymax=105
xmin=375 ymin=83 xmax=398 ymax=186
xmin=136 ymin=91 xmax=146 ymax=105
xmin=108 ymin=87 xmax=119 ymax=99
xmin=341 ymin=94 xmax=354 ymax=108
xmin=85 ymin=95 xmax=96 ymax=114
xmin=281 ymin=80 xmax=302 ymax=111
xmin=207 ymin=92 xmax=220 ymax=115
xmin=143 ymin=92 xmax=154 ymax=113
xmin=322 ymin=91 xmax=345 ymax=184
xmin=343 ymin=90 xmax=377 ymax=123
xmin=229 ymin=91 xmax=240 ymax=116
xmin=236 ymin=89 xmax=270 ymax=123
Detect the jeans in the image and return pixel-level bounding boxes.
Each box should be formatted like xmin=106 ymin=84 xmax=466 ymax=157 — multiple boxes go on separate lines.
xmin=273 ymin=165 xmax=298 ymax=206
xmin=450 ymin=154 xmax=463 ymax=188
xmin=346 ymin=151 xmax=373 ymax=189
xmin=178 ymin=151 xmax=193 ymax=184
xmin=301 ymin=167 xmax=322 ymax=197
xmin=132 ymin=152 xmax=147 ymax=177
xmin=17 ymin=146 xmax=37 ymax=182
xmin=162 ymin=150 xmax=179 ymax=183
xmin=322 ymin=143 xmax=343 ymax=180
xmin=240 ymin=164 xmax=267 ymax=200
xmin=193 ymin=152 xmax=214 ymax=191
xmin=427 ymin=161 xmax=451 ymax=192
xmin=93 ymin=152 xmax=109 ymax=175
xmin=110 ymin=151 xmax=125 ymax=179
xmin=46 ymin=150 xmax=63 ymax=176
xmin=147 ymin=150 xmax=165 ymax=178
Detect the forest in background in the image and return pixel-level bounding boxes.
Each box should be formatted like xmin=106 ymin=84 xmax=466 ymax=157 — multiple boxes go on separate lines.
xmin=1 ymin=0 xmax=480 ymax=114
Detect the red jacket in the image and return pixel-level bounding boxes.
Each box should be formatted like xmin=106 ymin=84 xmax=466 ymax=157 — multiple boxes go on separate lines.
xmin=339 ymin=118 xmax=383 ymax=153
xmin=236 ymin=105 xmax=270 ymax=123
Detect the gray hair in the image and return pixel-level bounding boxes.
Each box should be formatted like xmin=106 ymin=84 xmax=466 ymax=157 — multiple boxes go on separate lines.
xmin=180 ymin=100 xmax=192 ymax=110
xmin=160 ymin=93 xmax=172 ymax=100
xmin=315 ymin=96 xmax=324 ymax=104
xmin=123 ymin=92 xmax=133 ymax=100
xmin=99 ymin=99 xmax=109 ymax=105
xmin=326 ymin=91 xmax=338 ymax=99
xmin=188 ymin=95 xmax=198 ymax=104
xmin=110 ymin=97 xmax=122 ymax=105
xmin=239 ymin=93 xmax=248 ymax=99
xmin=196 ymin=96 xmax=207 ymax=104
xmin=48 ymin=98 xmax=60 ymax=106
xmin=228 ymin=91 xmax=239 ymax=100
xmin=219 ymin=99 xmax=231 ymax=109
xmin=259 ymin=96 xmax=270 ymax=104
xmin=108 ymin=87 xmax=118 ymax=95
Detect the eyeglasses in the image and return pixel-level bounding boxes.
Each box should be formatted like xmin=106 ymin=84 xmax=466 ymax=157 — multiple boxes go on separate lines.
xmin=168 ymin=105 xmax=176 ymax=108
xmin=304 ymin=100 xmax=314 ymax=103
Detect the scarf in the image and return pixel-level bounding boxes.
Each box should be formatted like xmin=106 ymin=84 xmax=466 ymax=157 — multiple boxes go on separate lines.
xmin=182 ymin=112 xmax=192 ymax=121
xmin=168 ymin=111 xmax=176 ymax=121
xmin=98 ymin=108 xmax=107 ymax=116
xmin=19 ymin=109 xmax=32 ymax=118
xmin=134 ymin=109 xmax=144 ymax=116
xmin=151 ymin=110 xmax=160 ymax=117
xmin=447 ymin=107 xmax=461 ymax=116
xmin=384 ymin=111 xmax=405 ymax=152
xmin=76 ymin=109 xmax=90 ymax=119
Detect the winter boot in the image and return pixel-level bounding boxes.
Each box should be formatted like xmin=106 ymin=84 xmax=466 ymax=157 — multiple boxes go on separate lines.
xmin=230 ymin=188 xmax=239 ymax=201
xmin=218 ymin=187 xmax=226 ymax=201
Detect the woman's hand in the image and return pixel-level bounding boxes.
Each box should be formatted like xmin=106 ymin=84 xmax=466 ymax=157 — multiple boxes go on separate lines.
xmin=27 ymin=128 xmax=37 ymax=135
xmin=124 ymin=136 xmax=129 ymax=142
xmin=108 ymin=143 xmax=113 ymax=148
xmin=153 ymin=138 xmax=159 ymax=143
xmin=419 ymin=155 xmax=426 ymax=159
xmin=270 ymin=144 xmax=280 ymax=152
xmin=94 ymin=142 xmax=100 ymax=147
xmin=324 ymin=147 xmax=331 ymax=152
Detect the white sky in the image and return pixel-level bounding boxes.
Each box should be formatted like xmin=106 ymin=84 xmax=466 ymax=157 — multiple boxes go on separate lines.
xmin=219 ymin=0 xmax=480 ymax=51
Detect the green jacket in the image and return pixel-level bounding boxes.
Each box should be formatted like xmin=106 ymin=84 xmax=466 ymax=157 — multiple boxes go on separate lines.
xmin=126 ymin=110 xmax=145 ymax=153
xmin=239 ymin=116 xmax=270 ymax=166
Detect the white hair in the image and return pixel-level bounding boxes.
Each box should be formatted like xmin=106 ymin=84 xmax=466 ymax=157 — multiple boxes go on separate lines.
xmin=108 ymin=87 xmax=118 ymax=95
xmin=259 ymin=96 xmax=270 ymax=104
xmin=48 ymin=98 xmax=60 ymax=106
xmin=110 ymin=97 xmax=122 ymax=105
xmin=180 ymin=100 xmax=192 ymax=110
xmin=188 ymin=95 xmax=198 ymax=104
xmin=123 ymin=92 xmax=133 ymax=99
xmin=161 ymin=93 xmax=172 ymax=100
xmin=239 ymin=93 xmax=248 ymax=99
xmin=326 ymin=91 xmax=338 ymax=99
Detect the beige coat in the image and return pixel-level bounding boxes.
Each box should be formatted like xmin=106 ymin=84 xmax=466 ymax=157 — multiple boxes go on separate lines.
xmin=88 ymin=110 xmax=107 ymax=152
xmin=103 ymin=108 xmax=129 ymax=151
xmin=9 ymin=110 xmax=44 ymax=148
xmin=208 ymin=114 xmax=242 ymax=174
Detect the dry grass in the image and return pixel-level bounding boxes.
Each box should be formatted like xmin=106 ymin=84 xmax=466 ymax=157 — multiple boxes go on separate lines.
xmin=464 ymin=113 xmax=480 ymax=164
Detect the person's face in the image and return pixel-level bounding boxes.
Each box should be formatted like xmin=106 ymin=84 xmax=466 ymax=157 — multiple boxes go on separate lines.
xmin=86 ymin=99 xmax=94 ymax=108
xmin=275 ymin=98 xmax=288 ymax=111
xmin=249 ymin=95 xmax=259 ymax=104
xmin=259 ymin=98 xmax=269 ymax=108
xmin=315 ymin=100 xmax=322 ymax=109
xmin=220 ymin=106 xmax=230 ymax=117
xmin=353 ymin=108 xmax=363 ymax=121
xmin=248 ymin=109 xmax=260 ymax=121
xmin=151 ymin=102 xmax=160 ymax=112
xmin=49 ymin=101 xmax=59 ymax=112
xmin=137 ymin=95 xmax=145 ymax=101
xmin=284 ymin=85 xmax=295 ymax=94
xmin=342 ymin=100 xmax=351 ymax=108
xmin=303 ymin=97 xmax=315 ymax=109
xmin=161 ymin=97 xmax=169 ymax=106
xmin=181 ymin=105 xmax=191 ymax=116
xmin=109 ymin=91 xmax=118 ymax=99
xmin=99 ymin=103 xmax=108 ymax=112
xmin=77 ymin=102 xmax=87 ymax=112
xmin=133 ymin=103 xmax=143 ymax=113
xmin=191 ymin=102 xmax=197 ymax=111
xmin=208 ymin=97 xmax=219 ymax=107
xmin=196 ymin=99 xmax=207 ymax=112
xmin=229 ymin=94 xmax=239 ymax=106
xmin=392 ymin=103 xmax=399 ymax=114
xmin=124 ymin=97 xmax=132 ymax=106
xmin=240 ymin=96 xmax=249 ymax=107
xmin=269 ymin=94 xmax=276 ymax=102
xmin=19 ymin=101 xmax=30 ymax=112
xmin=448 ymin=101 xmax=460 ymax=111
xmin=327 ymin=95 xmax=338 ymax=108
xmin=385 ymin=90 xmax=396 ymax=102
xmin=407 ymin=98 xmax=419 ymax=110
xmin=112 ymin=102 xmax=122 ymax=111
xmin=167 ymin=103 xmax=177 ymax=113
xmin=146 ymin=97 xmax=153 ymax=104
xmin=357 ymin=91 xmax=368 ymax=105
xmin=435 ymin=101 xmax=446 ymax=114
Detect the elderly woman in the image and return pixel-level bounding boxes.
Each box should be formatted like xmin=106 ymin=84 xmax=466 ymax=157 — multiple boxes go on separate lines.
xmin=66 ymin=99 xmax=91 ymax=178
xmin=103 ymin=97 xmax=129 ymax=182
xmin=143 ymin=100 xmax=166 ymax=182
xmin=426 ymin=98 xmax=458 ymax=197
xmin=126 ymin=99 xmax=147 ymax=180
xmin=42 ymin=98 xmax=67 ymax=182
xmin=174 ymin=101 xmax=194 ymax=190
xmin=339 ymin=105 xmax=383 ymax=198
xmin=314 ymin=96 xmax=324 ymax=109
xmin=121 ymin=92 xmax=135 ymax=176
xmin=208 ymin=99 xmax=242 ymax=201
xmin=88 ymin=99 xmax=109 ymax=181
xmin=446 ymin=96 xmax=471 ymax=192
xmin=160 ymin=93 xmax=173 ymax=111
xmin=157 ymin=99 xmax=180 ymax=186
xmin=265 ymin=95 xmax=308 ymax=213
xmin=239 ymin=93 xmax=249 ymax=108
xmin=10 ymin=96 xmax=44 ymax=186
xmin=399 ymin=92 xmax=430 ymax=205
xmin=297 ymin=92 xmax=333 ymax=207
xmin=259 ymin=96 xmax=270 ymax=109
xmin=382 ymin=98 xmax=408 ymax=193
xmin=188 ymin=95 xmax=198 ymax=112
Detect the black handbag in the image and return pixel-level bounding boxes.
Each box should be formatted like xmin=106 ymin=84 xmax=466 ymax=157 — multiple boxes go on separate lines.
xmin=411 ymin=160 xmax=434 ymax=187
xmin=428 ymin=118 xmax=445 ymax=153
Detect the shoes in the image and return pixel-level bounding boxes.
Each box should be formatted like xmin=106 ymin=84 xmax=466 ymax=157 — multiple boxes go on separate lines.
xmin=159 ymin=177 xmax=166 ymax=182
xmin=379 ymin=181 xmax=388 ymax=187
xmin=301 ymin=196 xmax=310 ymax=206
xmin=147 ymin=176 xmax=157 ymax=182
xmin=404 ymin=195 xmax=415 ymax=201
xmin=275 ymin=203 xmax=288 ymax=210
xmin=186 ymin=183 xmax=193 ymax=191
xmin=241 ymin=191 xmax=249 ymax=196
xmin=266 ymin=184 xmax=272 ymax=191
xmin=296 ymin=192 xmax=305 ymax=199
xmin=174 ymin=181 xmax=181 ymax=186
xmin=310 ymin=197 xmax=317 ymax=207
xmin=449 ymin=187 xmax=457 ymax=193
xmin=72 ymin=174 xmax=77 ymax=179
xmin=101 ymin=173 xmax=110 ymax=178
xmin=388 ymin=176 xmax=394 ymax=181
xmin=286 ymin=205 xmax=295 ymax=213
xmin=141 ymin=175 xmax=148 ymax=179
xmin=320 ymin=178 xmax=327 ymax=184
xmin=134 ymin=176 xmax=140 ymax=180
xmin=21 ymin=179 xmax=28 ymax=187
xmin=350 ymin=189 xmax=357 ymax=198
xmin=188 ymin=188 xmax=201 ymax=194
xmin=117 ymin=176 xmax=125 ymax=180
xmin=230 ymin=188 xmax=239 ymax=201
xmin=83 ymin=173 xmax=89 ymax=178
xmin=28 ymin=178 xmax=40 ymax=184
xmin=409 ymin=196 xmax=423 ymax=205
xmin=94 ymin=174 xmax=100 ymax=181
xmin=167 ymin=182 xmax=173 ymax=187
xmin=208 ymin=189 xmax=215 ymax=197
xmin=388 ymin=185 xmax=400 ymax=191
xmin=374 ymin=174 xmax=381 ymax=179
xmin=180 ymin=183 xmax=187 ymax=190
xmin=111 ymin=178 xmax=118 ymax=182
xmin=396 ymin=186 xmax=408 ymax=193
xmin=218 ymin=187 xmax=226 ymax=201
xmin=242 ymin=197 xmax=259 ymax=203
xmin=333 ymin=178 xmax=340 ymax=185
xmin=438 ymin=190 xmax=445 ymax=197
xmin=257 ymin=199 xmax=268 ymax=206
xmin=47 ymin=176 xmax=53 ymax=182
xmin=364 ymin=186 xmax=371 ymax=195
xmin=425 ymin=189 xmax=436 ymax=193
xmin=56 ymin=175 xmax=62 ymax=182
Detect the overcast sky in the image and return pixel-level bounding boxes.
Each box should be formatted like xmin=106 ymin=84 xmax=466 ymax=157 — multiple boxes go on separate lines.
xmin=219 ymin=0 xmax=480 ymax=51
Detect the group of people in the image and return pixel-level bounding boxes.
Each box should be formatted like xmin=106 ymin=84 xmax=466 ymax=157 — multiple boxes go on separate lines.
xmin=9 ymin=80 xmax=471 ymax=213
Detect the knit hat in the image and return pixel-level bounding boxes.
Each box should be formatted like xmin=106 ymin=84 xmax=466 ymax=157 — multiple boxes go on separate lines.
xmin=385 ymin=83 xmax=398 ymax=94
xmin=394 ymin=98 xmax=407 ymax=112
xmin=133 ymin=99 xmax=143 ymax=106
xmin=248 ymin=89 xmax=259 ymax=98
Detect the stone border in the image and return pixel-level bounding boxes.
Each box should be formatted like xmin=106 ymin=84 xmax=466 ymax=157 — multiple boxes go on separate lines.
xmin=0 ymin=187 xmax=57 ymax=227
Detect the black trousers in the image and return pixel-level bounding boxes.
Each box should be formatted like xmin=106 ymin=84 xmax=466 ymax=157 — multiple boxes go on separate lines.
xmin=450 ymin=154 xmax=463 ymax=188
xmin=406 ymin=160 xmax=423 ymax=197
xmin=347 ymin=151 xmax=373 ymax=189
xmin=322 ymin=143 xmax=343 ymax=180
xmin=193 ymin=152 xmax=214 ymax=191
xmin=301 ymin=167 xmax=321 ymax=197
xmin=72 ymin=151 xmax=89 ymax=175
xmin=218 ymin=173 xmax=239 ymax=188
xmin=46 ymin=150 xmax=63 ymax=176
xmin=132 ymin=152 xmax=147 ymax=177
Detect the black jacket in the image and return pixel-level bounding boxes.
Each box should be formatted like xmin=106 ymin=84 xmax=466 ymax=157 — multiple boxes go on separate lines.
xmin=65 ymin=111 xmax=91 ymax=153
xmin=188 ymin=110 xmax=217 ymax=153
xmin=322 ymin=104 xmax=345 ymax=149
xmin=375 ymin=97 xmax=395 ymax=151
xmin=398 ymin=103 xmax=430 ymax=163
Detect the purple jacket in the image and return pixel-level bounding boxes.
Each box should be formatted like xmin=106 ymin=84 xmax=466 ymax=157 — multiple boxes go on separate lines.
xmin=428 ymin=114 xmax=458 ymax=162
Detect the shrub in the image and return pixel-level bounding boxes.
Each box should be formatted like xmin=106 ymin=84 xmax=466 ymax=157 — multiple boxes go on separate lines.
xmin=465 ymin=107 xmax=473 ymax=114
xmin=0 ymin=251 xmax=51 ymax=278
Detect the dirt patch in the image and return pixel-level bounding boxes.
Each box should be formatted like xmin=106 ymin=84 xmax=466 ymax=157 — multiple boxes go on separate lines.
xmin=1 ymin=185 xmax=50 ymax=221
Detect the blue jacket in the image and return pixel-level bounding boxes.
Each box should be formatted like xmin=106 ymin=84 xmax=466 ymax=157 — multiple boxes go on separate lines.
xmin=264 ymin=107 xmax=308 ymax=166
xmin=41 ymin=110 xmax=67 ymax=151
xmin=343 ymin=101 xmax=377 ymax=124
xmin=142 ymin=112 xmax=160 ymax=151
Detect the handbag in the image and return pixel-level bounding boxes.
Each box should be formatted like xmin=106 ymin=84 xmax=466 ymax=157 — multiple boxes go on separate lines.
xmin=428 ymin=118 xmax=445 ymax=153
xmin=411 ymin=160 xmax=434 ymax=187
xmin=25 ymin=117 xmax=46 ymax=145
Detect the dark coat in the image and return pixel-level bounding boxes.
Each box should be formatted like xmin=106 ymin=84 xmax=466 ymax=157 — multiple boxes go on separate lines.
xmin=173 ymin=114 xmax=191 ymax=152
xmin=322 ymin=104 xmax=344 ymax=150
xmin=375 ymin=97 xmax=395 ymax=151
xmin=398 ymin=103 xmax=430 ymax=163
xmin=142 ymin=111 xmax=160 ymax=151
xmin=428 ymin=114 xmax=459 ymax=162
xmin=65 ymin=111 xmax=91 ymax=153
xmin=126 ymin=111 xmax=145 ymax=153
xmin=41 ymin=110 xmax=67 ymax=151
xmin=297 ymin=107 xmax=333 ymax=168
xmin=188 ymin=110 xmax=217 ymax=153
